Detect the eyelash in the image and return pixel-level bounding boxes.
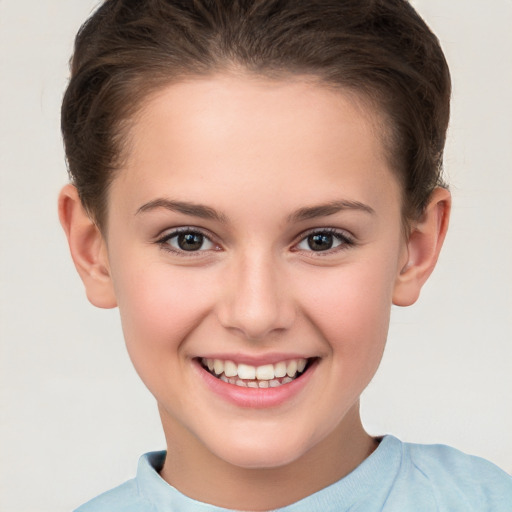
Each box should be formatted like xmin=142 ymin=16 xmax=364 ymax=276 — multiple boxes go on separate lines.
xmin=293 ymin=228 xmax=355 ymax=256
xmin=155 ymin=227 xmax=355 ymax=256
xmin=155 ymin=227 xmax=218 ymax=256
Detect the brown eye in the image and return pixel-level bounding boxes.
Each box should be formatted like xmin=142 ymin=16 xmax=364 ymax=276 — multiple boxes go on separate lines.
xmin=295 ymin=229 xmax=353 ymax=253
xmin=307 ymin=233 xmax=334 ymax=251
xmin=160 ymin=229 xmax=216 ymax=253
xmin=177 ymin=232 xmax=205 ymax=251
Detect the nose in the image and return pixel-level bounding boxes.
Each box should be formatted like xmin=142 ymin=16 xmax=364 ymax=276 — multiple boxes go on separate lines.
xmin=216 ymin=251 xmax=295 ymax=341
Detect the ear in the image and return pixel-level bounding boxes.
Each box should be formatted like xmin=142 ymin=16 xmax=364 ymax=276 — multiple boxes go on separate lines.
xmin=58 ymin=184 xmax=117 ymax=309
xmin=393 ymin=187 xmax=451 ymax=307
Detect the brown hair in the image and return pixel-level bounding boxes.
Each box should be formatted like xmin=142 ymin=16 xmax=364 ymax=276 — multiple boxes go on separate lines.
xmin=62 ymin=0 xmax=451 ymax=229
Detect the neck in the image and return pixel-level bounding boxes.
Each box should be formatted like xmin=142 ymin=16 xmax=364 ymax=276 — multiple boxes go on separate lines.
xmin=159 ymin=403 xmax=378 ymax=511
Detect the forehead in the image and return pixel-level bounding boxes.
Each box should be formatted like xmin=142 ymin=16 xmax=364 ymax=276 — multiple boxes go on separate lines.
xmin=111 ymin=75 xmax=400 ymax=220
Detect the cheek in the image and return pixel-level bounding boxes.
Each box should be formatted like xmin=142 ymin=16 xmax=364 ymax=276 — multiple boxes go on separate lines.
xmin=111 ymin=258 xmax=217 ymax=363
xmin=295 ymin=258 xmax=396 ymax=360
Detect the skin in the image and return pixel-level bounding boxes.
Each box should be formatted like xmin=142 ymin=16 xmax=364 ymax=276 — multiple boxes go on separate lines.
xmin=59 ymin=75 xmax=450 ymax=510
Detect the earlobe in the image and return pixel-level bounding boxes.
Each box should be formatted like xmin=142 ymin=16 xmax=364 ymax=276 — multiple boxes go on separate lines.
xmin=58 ymin=184 xmax=117 ymax=309
xmin=393 ymin=187 xmax=451 ymax=307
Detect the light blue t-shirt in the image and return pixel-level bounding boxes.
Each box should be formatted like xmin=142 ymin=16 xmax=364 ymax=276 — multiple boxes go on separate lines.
xmin=75 ymin=435 xmax=512 ymax=511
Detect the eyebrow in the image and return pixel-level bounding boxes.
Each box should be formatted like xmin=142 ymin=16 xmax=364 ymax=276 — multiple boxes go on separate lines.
xmin=287 ymin=200 xmax=375 ymax=223
xmin=136 ymin=198 xmax=227 ymax=223
xmin=135 ymin=198 xmax=375 ymax=223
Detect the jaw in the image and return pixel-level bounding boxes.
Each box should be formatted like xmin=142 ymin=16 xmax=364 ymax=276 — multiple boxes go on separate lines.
xmin=158 ymin=398 xmax=376 ymax=511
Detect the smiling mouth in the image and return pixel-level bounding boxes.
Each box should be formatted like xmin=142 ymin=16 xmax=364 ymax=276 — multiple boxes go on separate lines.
xmin=199 ymin=357 xmax=314 ymax=389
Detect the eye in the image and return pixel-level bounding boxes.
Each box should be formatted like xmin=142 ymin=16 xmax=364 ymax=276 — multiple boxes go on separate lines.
xmin=157 ymin=228 xmax=216 ymax=253
xmin=295 ymin=229 xmax=353 ymax=253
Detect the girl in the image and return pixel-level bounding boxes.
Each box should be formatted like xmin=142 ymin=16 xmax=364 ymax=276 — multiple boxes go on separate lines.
xmin=58 ymin=1 xmax=512 ymax=510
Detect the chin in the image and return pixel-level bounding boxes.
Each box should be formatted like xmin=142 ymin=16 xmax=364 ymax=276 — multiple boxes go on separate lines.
xmin=219 ymin=448 xmax=302 ymax=470
xmin=206 ymin=430 xmax=316 ymax=470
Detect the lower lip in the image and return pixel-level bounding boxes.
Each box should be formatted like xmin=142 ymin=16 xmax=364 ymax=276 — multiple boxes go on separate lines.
xmin=193 ymin=359 xmax=318 ymax=409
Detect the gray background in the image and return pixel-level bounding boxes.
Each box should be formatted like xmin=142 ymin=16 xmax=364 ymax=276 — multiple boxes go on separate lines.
xmin=1 ymin=1 xmax=511 ymax=510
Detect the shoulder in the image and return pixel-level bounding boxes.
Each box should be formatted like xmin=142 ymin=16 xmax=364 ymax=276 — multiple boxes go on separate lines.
xmin=400 ymin=439 xmax=512 ymax=511
xmin=73 ymin=451 xmax=167 ymax=512
xmin=73 ymin=479 xmax=153 ymax=512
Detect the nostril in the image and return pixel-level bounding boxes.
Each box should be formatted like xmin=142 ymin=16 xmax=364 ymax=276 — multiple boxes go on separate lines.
xmin=215 ymin=259 xmax=296 ymax=340
xmin=216 ymin=299 xmax=296 ymax=341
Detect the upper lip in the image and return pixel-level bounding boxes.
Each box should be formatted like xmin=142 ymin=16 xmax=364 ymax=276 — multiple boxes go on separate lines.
xmin=194 ymin=353 xmax=315 ymax=366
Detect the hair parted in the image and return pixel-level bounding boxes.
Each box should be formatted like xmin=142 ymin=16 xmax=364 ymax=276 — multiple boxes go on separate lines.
xmin=62 ymin=0 xmax=451 ymax=229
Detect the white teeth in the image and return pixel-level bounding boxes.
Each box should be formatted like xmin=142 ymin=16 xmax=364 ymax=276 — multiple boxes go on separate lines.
xmin=256 ymin=364 xmax=275 ymax=380
xmin=286 ymin=360 xmax=298 ymax=377
xmin=274 ymin=361 xmax=287 ymax=378
xmin=213 ymin=359 xmax=224 ymax=375
xmin=247 ymin=381 xmax=258 ymax=388
xmin=224 ymin=360 xmax=238 ymax=377
xmin=202 ymin=357 xmax=309 ymax=384
xmin=237 ymin=363 xmax=256 ymax=380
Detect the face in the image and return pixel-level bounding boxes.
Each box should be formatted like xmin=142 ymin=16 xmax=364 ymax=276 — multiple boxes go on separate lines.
xmin=103 ymin=76 xmax=408 ymax=471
